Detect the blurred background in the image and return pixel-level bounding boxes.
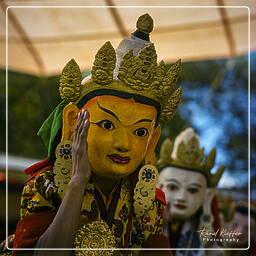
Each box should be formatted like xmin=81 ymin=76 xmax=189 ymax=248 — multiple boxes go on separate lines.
xmin=0 ymin=0 xmax=255 ymax=245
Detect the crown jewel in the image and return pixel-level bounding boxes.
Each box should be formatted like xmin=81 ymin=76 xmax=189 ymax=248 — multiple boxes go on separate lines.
xmin=118 ymin=44 xmax=181 ymax=99
xmin=157 ymin=128 xmax=225 ymax=187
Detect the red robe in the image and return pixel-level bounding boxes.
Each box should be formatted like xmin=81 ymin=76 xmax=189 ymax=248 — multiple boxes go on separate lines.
xmin=12 ymin=159 xmax=172 ymax=256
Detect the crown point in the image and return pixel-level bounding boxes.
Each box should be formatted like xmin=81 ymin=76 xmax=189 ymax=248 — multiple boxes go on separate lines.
xmin=59 ymin=58 xmax=82 ymax=102
xmin=66 ymin=58 xmax=77 ymax=66
xmin=136 ymin=13 xmax=154 ymax=34
xmin=92 ymin=41 xmax=116 ymax=85
xmin=104 ymin=41 xmax=111 ymax=46
xmin=100 ymin=41 xmax=114 ymax=51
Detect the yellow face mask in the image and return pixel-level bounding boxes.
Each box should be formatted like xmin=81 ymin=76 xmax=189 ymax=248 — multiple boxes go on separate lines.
xmin=81 ymin=95 xmax=159 ymax=180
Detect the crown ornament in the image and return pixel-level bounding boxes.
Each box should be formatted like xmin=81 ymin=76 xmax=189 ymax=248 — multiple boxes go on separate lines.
xmin=58 ymin=13 xmax=182 ymax=122
xmin=136 ymin=13 xmax=154 ymax=34
xmin=91 ymin=41 xmax=116 ymax=85
xmin=157 ymin=128 xmax=225 ymax=187
xmin=59 ymin=59 xmax=82 ymax=102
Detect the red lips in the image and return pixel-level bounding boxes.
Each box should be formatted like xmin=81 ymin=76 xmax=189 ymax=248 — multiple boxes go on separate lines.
xmin=174 ymin=204 xmax=187 ymax=210
xmin=108 ymin=154 xmax=131 ymax=164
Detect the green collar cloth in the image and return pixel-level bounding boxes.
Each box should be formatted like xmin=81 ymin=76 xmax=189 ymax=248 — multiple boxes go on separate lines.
xmin=37 ymin=100 xmax=68 ymax=159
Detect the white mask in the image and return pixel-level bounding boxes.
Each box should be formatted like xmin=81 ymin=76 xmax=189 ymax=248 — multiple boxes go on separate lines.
xmin=158 ymin=167 xmax=207 ymax=220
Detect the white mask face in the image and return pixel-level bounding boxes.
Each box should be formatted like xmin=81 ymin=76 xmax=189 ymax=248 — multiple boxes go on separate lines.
xmin=158 ymin=167 xmax=207 ymax=220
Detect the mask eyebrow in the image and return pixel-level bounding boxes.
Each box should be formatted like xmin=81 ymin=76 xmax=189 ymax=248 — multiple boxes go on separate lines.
xmin=188 ymin=183 xmax=202 ymax=188
xmin=97 ymin=102 xmax=120 ymax=121
xmin=133 ymin=118 xmax=153 ymax=124
xmin=165 ymin=178 xmax=181 ymax=185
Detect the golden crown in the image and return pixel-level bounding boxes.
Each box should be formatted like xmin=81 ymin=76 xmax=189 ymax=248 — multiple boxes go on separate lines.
xmin=58 ymin=14 xmax=182 ymax=122
xmin=157 ymin=129 xmax=225 ymax=187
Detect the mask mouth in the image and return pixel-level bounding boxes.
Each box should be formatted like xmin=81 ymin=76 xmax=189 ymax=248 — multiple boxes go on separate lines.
xmin=173 ymin=203 xmax=188 ymax=210
xmin=107 ymin=154 xmax=131 ymax=164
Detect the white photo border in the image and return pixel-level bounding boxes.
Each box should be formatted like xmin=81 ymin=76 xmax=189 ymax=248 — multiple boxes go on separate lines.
xmin=5 ymin=4 xmax=251 ymax=252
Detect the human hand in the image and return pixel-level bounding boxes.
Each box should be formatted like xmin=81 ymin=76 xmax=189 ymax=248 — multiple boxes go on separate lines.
xmin=71 ymin=109 xmax=91 ymax=184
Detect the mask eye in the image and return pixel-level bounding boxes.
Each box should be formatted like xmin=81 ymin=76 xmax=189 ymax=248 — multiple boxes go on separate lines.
xmin=133 ymin=128 xmax=148 ymax=137
xmin=187 ymin=188 xmax=199 ymax=194
xmin=167 ymin=183 xmax=178 ymax=191
xmin=95 ymin=120 xmax=115 ymax=130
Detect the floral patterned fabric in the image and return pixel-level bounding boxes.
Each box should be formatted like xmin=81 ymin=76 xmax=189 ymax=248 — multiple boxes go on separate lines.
xmin=17 ymin=165 xmax=166 ymax=255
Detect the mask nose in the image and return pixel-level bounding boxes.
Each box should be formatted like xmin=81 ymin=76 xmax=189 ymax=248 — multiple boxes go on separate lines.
xmin=117 ymin=147 xmax=129 ymax=153
xmin=176 ymin=189 xmax=187 ymax=202
xmin=177 ymin=198 xmax=186 ymax=203
xmin=113 ymin=127 xmax=131 ymax=153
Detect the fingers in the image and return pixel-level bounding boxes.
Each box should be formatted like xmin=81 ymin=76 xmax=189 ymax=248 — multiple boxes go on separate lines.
xmin=74 ymin=109 xmax=88 ymax=131
xmin=73 ymin=111 xmax=83 ymax=144
xmin=77 ymin=111 xmax=86 ymax=134
xmin=74 ymin=111 xmax=84 ymax=132
xmin=80 ymin=120 xmax=89 ymax=138
xmin=79 ymin=110 xmax=90 ymax=137
xmin=73 ymin=109 xmax=90 ymax=147
xmin=82 ymin=112 xmax=90 ymax=134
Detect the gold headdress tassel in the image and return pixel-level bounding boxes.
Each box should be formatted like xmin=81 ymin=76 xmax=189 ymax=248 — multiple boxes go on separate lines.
xmin=53 ymin=140 xmax=72 ymax=199
xmin=134 ymin=165 xmax=158 ymax=218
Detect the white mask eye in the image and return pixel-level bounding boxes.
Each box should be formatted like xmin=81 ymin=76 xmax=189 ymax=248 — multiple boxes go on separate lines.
xmin=187 ymin=187 xmax=199 ymax=194
xmin=167 ymin=183 xmax=179 ymax=191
